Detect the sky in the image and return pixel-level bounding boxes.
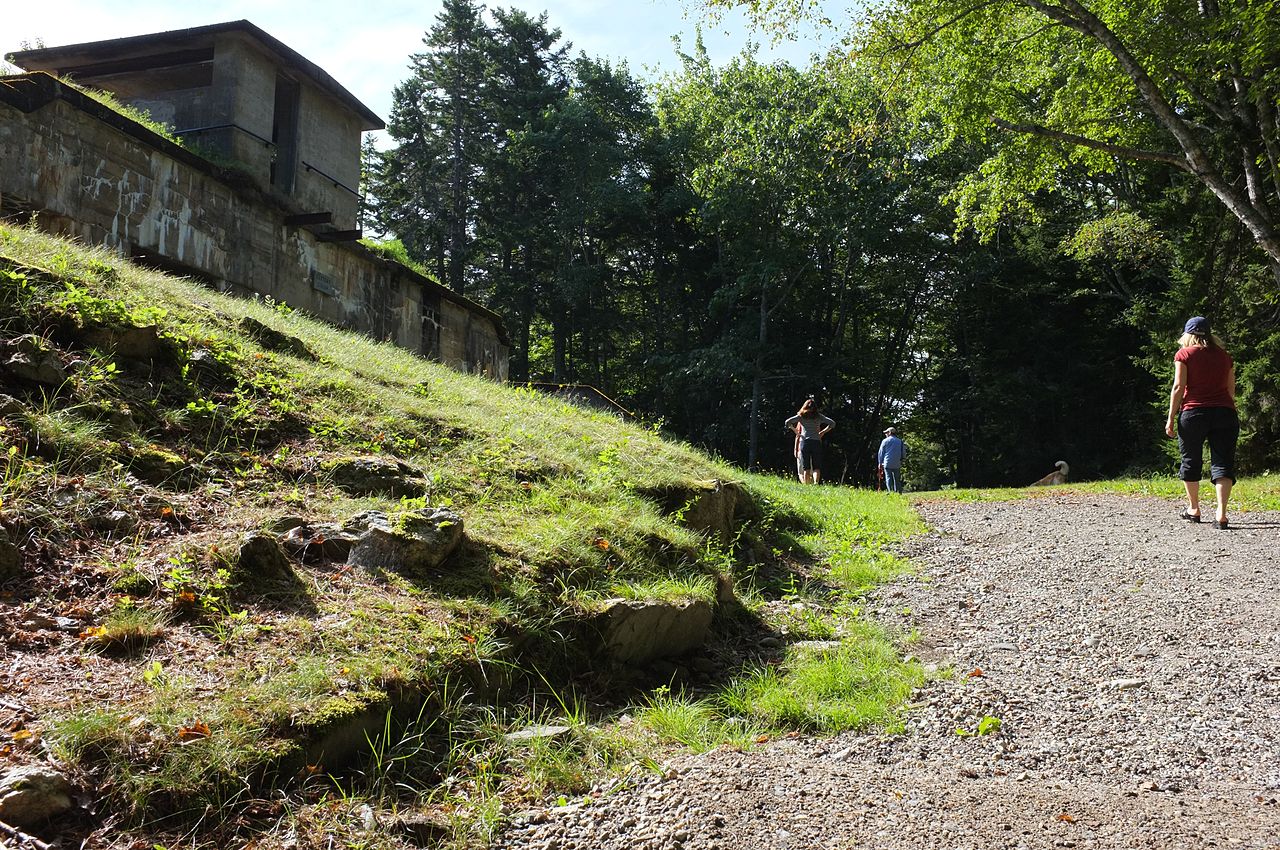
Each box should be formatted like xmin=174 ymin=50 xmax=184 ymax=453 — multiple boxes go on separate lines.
xmin=1 ymin=1 xmax=844 ymax=140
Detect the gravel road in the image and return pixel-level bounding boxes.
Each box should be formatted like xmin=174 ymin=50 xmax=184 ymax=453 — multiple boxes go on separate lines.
xmin=493 ymin=493 xmax=1280 ymax=850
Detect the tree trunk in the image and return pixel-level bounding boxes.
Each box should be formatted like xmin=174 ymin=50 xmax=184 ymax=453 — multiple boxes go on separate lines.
xmin=1018 ymin=0 xmax=1280 ymax=269
xmin=748 ymin=275 xmax=768 ymax=470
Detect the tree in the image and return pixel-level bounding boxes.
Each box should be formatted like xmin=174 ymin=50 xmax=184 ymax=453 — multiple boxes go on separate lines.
xmin=655 ymin=47 xmax=949 ymax=475
xmin=472 ymin=7 xmax=569 ymax=380
xmin=375 ymin=0 xmax=491 ymax=295
xmin=714 ymin=0 xmax=1280 ymax=279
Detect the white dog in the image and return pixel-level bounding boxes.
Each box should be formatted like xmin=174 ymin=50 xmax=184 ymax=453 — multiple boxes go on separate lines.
xmin=1031 ymin=460 xmax=1069 ymax=486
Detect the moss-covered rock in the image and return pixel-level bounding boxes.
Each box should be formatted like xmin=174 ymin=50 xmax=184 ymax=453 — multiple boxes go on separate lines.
xmin=239 ymin=316 xmax=315 ymax=360
xmin=641 ymin=479 xmax=758 ymax=545
xmin=234 ymin=531 xmax=297 ymax=584
xmin=326 ymin=456 xmax=428 ymax=498
xmin=346 ymin=508 xmax=464 ymax=574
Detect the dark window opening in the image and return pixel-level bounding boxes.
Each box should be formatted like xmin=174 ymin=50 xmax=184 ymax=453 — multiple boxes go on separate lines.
xmin=423 ymin=306 xmax=441 ymax=359
xmin=271 ymin=74 xmax=300 ymax=193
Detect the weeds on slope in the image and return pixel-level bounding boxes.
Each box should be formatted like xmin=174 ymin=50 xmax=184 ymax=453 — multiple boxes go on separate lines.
xmin=636 ymin=477 xmax=927 ymax=747
xmin=0 ymin=223 xmax=929 ymax=849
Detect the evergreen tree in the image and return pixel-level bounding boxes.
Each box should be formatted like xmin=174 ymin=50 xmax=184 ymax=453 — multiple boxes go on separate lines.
xmin=375 ymin=0 xmax=491 ymax=295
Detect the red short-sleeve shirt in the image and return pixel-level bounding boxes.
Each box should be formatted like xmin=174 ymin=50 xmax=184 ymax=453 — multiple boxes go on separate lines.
xmin=1175 ymin=345 xmax=1234 ymax=410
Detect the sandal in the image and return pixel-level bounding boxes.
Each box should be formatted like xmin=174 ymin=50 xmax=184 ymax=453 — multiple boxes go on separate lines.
xmin=1213 ymin=518 xmax=1229 ymax=529
xmin=1179 ymin=508 xmax=1201 ymax=523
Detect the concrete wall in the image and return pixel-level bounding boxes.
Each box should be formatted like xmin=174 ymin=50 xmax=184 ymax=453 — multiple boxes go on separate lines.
xmin=293 ymin=81 xmax=362 ymax=230
xmin=212 ymin=33 xmax=278 ymax=188
xmin=0 ymin=75 xmax=508 ymax=380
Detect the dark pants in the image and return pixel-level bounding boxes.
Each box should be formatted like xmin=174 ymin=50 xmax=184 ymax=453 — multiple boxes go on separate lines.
xmin=1177 ymin=407 xmax=1239 ymax=483
xmin=799 ymin=437 xmax=823 ymax=473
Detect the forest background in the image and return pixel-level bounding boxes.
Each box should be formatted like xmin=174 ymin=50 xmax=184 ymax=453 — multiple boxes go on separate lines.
xmin=364 ymin=0 xmax=1280 ymax=489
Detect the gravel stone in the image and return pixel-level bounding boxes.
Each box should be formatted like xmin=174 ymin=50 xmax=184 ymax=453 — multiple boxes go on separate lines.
xmin=491 ymin=494 xmax=1280 ymax=849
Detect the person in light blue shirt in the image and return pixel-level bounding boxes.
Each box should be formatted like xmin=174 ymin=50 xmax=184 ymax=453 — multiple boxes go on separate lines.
xmin=877 ymin=427 xmax=906 ymax=493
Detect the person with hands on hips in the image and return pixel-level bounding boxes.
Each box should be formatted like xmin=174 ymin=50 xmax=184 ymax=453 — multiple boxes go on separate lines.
xmin=785 ymin=398 xmax=834 ymax=485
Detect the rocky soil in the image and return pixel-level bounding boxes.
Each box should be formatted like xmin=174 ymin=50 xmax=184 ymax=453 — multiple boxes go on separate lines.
xmin=494 ymin=493 xmax=1280 ymax=850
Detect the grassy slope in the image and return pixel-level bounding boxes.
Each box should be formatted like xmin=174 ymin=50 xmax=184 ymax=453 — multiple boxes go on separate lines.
xmin=0 ymin=224 xmax=924 ymax=848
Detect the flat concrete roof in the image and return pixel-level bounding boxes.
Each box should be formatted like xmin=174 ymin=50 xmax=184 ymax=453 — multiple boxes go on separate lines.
xmin=6 ymin=19 xmax=385 ymax=131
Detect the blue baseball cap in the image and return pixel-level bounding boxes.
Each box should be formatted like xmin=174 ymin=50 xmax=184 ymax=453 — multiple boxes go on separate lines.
xmin=1184 ymin=316 xmax=1211 ymax=335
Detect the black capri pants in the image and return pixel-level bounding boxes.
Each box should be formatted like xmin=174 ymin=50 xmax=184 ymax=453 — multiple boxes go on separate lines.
xmin=1177 ymin=406 xmax=1239 ymax=484
xmin=798 ymin=437 xmax=823 ymax=472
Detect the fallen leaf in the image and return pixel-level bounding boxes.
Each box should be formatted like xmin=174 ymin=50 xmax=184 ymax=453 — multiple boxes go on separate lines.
xmin=12 ymin=729 xmax=33 ymax=741
xmin=1056 ymin=813 xmax=1076 ymax=823
xmin=593 ymin=538 xmax=610 ymax=551
xmin=967 ymin=667 xmax=985 ymax=678
xmin=177 ymin=721 xmax=211 ymax=741
xmin=755 ymin=734 xmax=770 ymax=744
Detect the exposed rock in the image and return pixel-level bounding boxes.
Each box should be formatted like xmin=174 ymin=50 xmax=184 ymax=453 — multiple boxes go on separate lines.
xmin=235 ymin=531 xmax=297 ymax=583
xmin=239 ymin=316 xmax=315 ymax=360
xmin=394 ymin=812 xmax=451 ymax=847
xmin=187 ymin=347 xmax=235 ymax=388
xmin=713 ymin=571 xmax=737 ymax=604
xmin=280 ymin=523 xmax=358 ymax=563
xmin=346 ymin=508 xmax=464 ymax=574
xmin=127 ymin=446 xmax=189 ymax=486
xmin=643 ymin=479 xmax=756 ymax=545
xmin=80 ymin=323 xmax=164 ymax=360
xmin=293 ymin=690 xmax=395 ymax=770
xmin=2 ymin=334 xmax=67 ymax=386
xmin=90 ymin=509 xmax=137 ymax=536
xmin=688 ymin=655 xmax=719 ymax=676
xmin=268 ymin=515 xmax=309 ymax=533
xmin=0 ymin=393 xmax=24 ymax=418
xmin=596 ymin=598 xmax=714 ymax=664
xmin=0 ymin=528 xmax=21 ymax=582
xmin=790 ymin=640 xmax=843 ymax=656
xmin=0 ymin=764 xmax=73 ymax=827
xmin=327 ymin=456 xmax=428 ymax=498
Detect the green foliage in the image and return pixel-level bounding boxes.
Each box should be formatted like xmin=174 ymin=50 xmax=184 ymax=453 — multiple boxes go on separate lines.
xmin=721 ymin=632 xmax=924 ymax=733
xmin=74 ymin=84 xmax=180 ymax=143
xmin=846 ymin=0 xmax=1280 ymax=265
xmin=638 ymin=689 xmax=759 ymax=751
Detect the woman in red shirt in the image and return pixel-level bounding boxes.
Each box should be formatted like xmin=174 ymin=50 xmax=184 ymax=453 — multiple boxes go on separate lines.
xmin=1165 ymin=316 xmax=1237 ymax=529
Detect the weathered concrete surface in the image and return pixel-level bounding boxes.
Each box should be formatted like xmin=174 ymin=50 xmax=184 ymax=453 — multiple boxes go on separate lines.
xmin=0 ymin=74 xmax=509 ymax=380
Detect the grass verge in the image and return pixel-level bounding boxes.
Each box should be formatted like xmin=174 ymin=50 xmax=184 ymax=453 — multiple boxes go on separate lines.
xmin=912 ymin=475 xmax=1280 ymax=511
